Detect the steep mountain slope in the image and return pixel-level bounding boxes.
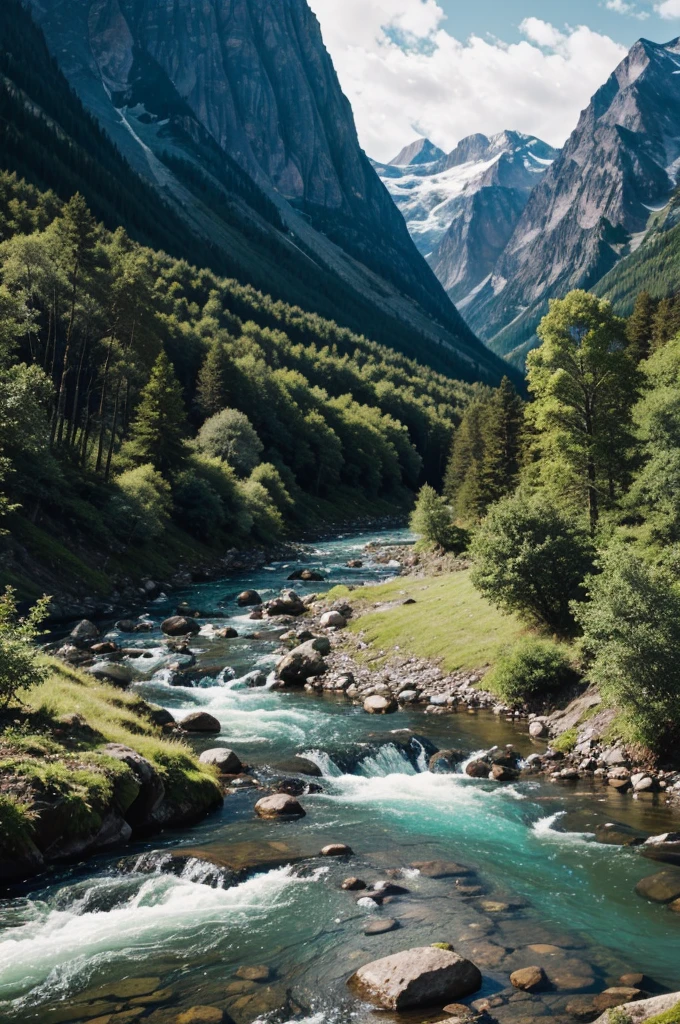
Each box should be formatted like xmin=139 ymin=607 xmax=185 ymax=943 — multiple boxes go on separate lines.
xmin=374 ymin=132 xmax=558 ymax=305
xmin=465 ymin=38 xmax=680 ymax=364
xmin=18 ymin=0 xmax=510 ymax=385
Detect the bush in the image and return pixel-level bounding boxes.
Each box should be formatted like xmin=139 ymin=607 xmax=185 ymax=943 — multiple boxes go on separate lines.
xmin=195 ymin=408 xmax=263 ymax=476
xmin=574 ymin=546 xmax=680 ymax=753
xmin=237 ymin=479 xmax=284 ymax=542
xmin=0 ymin=588 xmax=49 ymax=707
xmin=470 ymin=492 xmax=595 ymax=634
xmin=250 ymin=462 xmax=294 ymax=515
xmin=173 ymin=470 xmax=225 ymax=539
xmin=486 ymin=639 xmax=576 ymax=708
xmin=190 ymin=454 xmax=252 ymax=534
xmin=410 ymin=484 xmax=469 ymax=554
xmin=110 ymin=464 xmax=172 ymax=543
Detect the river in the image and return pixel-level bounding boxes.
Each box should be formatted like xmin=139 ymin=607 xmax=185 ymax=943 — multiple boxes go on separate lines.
xmin=1 ymin=528 xmax=679 ymax=1024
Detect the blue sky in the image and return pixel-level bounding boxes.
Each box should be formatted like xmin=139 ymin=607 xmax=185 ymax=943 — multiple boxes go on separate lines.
xmin=309 ymin=0 xmax=680 ymax=160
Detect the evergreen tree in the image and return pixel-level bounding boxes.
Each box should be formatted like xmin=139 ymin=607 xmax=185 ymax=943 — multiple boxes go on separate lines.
xmin=651 ymin=295 xmax=680 ymax=351
xmin=410 ymin=484 xmax=468 ymax=553
xmin=195 ymin=339 xmax=231 ymax=418
xmin=478 ymin=376 xmax=524 ymax=509
xmin=626 ymin=291 xmax=658 ymax=362
xmin=443 ymin=395 xmax=486 ymax=522
xmin=121 ymin=352 xmax=187 ymax=475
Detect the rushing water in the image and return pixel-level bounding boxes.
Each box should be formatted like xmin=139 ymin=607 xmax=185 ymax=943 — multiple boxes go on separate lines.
xmin=1 ymin=528 xmax=679 ymax=1024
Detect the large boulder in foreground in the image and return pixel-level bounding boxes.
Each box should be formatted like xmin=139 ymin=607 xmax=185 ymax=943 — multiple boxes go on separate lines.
xmin=634 ymin=867 xmax=680 ymax=903
xmin=276 ymin=639 xmax=328 ymax=685
xmin=348 ymin=946 xmax=482 ymax=1010
xmin=199 ymin=748 xmax=243 ymax=774
xmin=593 ymin=992 xmax=680 ymax=1024
xmin=255 ymin=794 xmax=306 ymax=819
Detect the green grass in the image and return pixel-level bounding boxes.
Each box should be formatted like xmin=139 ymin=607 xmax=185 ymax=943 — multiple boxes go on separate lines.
xmin=552 ymin=727 xmax=578 ymax=753
xmin=9 ymin=518 xmax=112 ymax=595
xmin=333 ymin=569 xmax=528 ymax=673
xmin=639 ymin=1003 xmax=680 ymax=1024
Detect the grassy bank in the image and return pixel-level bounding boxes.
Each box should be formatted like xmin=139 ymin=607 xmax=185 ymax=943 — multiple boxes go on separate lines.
xmin=329 ymin=569 xmax=529 ymax=673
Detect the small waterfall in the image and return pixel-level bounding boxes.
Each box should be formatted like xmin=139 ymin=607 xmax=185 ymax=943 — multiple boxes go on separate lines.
xmin=357 ymin=745 xmax=417 ymax=777
xmin=412 ymin=739 xmax=429 ymax=773
xmin=301 ymin=750 xmax=344 ymax=777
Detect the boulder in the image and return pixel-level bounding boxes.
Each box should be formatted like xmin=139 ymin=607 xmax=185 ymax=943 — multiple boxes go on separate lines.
xmin=287 ymin=569 xmax=325 ymax=582
xmin=348 ymin=946 xmax=482 ymax=1010
xmin=430 ymin=750 xmax=466 ymax=773
xmin=641 ymin=833 xmax=680 ymax=866
xmin=180 ymin=712 xmax=221 ymax=734
xmin=602 ymin=747 xmax=629 ymax=767
xmin=510 ymin=966 xmax=547 ymax=992
xmin=276 ymin=639 xmax=328 ymax=685
xmin=237 ymin=591 xmax=262 ymax=607
xmin=465 ymin=760 xmax=490 ymax=779
xmin=363 ymin=695 xmax=397 ymax=715
xmin=593 ymin=989 xmax=643 ymax=1012
xmin=635 ymin=868 xmax=680 ymax=903
xmin=88 ymin=662 xmax=133 ymax=688
xmin=321 ymin=844 xmax=353 ymax=857
xmin=364 ymin=918 xmax=400 ymax=935
xmin=255 ymin=794 xmax=306 ymax=819
xmin=116 ymin=619 xmax=138 ymax=633
xmin=161 ymin=616 xmax=200 ymax=637
xmin=217 ymin=627 xmax=239 ymax=639
xmin=411 ymin=860 xmax=471 ymax=878
xmin=593 ymin=994 xmax=680 ymax=1024
xmin=91 ymin=641 xmax=118 ymax=655
xmin=491 ymin=764 xmax=520 ymax=782
xmin=69 ymin=619 xmax=99 ymax=642
xmin=320 ymin=611 xmax=346 ymax=628
xmin=347 ymin=559 xmax=363 ymax=568
xmin=529 ymin=720 xmax=549 ymax=739
xmin=199 ymin=749 xmax=243 ymax=774
xmin=236 ymin=965 xmax=270 ymax=981
xmin=342 ymin=877 xmax=367 ymax=890
xmin=102 ymin=743 xmax=165 ymax=824
xmin=267 ymin=590 xmax=305 ymax=617
xmin=175 ymin=1008 xmax=225 ymax=1024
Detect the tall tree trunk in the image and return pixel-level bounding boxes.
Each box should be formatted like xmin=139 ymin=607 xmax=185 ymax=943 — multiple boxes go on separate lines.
xmin=104 ymin=377 xmax=122 ymax=483
xmin=53 ymin=267 xmax=80 ymax=445
xmin=95 ymin=338 xmax=114 ymax=474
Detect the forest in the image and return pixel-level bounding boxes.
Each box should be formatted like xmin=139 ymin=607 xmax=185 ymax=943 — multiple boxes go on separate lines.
xmin=0 ymin=173 xmax=470 ymax=597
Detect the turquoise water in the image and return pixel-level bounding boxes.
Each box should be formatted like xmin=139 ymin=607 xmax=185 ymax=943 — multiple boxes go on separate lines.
xmin=1 ymin=529 xmax=679 ymax=1024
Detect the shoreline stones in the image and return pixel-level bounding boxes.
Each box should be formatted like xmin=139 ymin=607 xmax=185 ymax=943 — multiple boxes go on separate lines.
xmin=363 ymin=695 xmax=397 ymax=715
xmin=180 ymin=712 xmax=221 ymax=734
xmin=348 ymin=946 xmax=482 ymax=1010
xmin=254 ymin=794 xmax=306 ymax=819
xmin=199 ymin=749 xmax=243 ymax=774
xmin=161 ymin=616 xmax=201 ymax=637
xmin=510 ymin=966 xmax=547 ymax=992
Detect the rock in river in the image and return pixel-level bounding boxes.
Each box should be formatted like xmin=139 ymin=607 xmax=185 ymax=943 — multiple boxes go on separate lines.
xmin=255 ymin=794 xmax=306 ymax=819
xmin=161 ymin=616 xmax=200 ymax=637
xmin=237 ymin=591 xmax=262 ymax=606
xmin=180 ymin=712 xmax=221 ymax=734
xmin=321 ymin=844 xmax=353 ymax=856
xmin=593 ymin=988 xmax=643 ymax=1012
xmin=635 ymin=867 xmax=680 ymax=903
xmin=88 ymin=662 xmax=133 ymax=688
xmin=200 ymin=749 xmax=243 ymax=774
xmin=276 ymin=639 xmax=328 ymax=685
xmin=511 ymin=966 xmax=547 ymax=992
xmin=348 ymin=946 xmax=482 ymax=1010
xmin=363 ymin=695 xmax=397 ymax=715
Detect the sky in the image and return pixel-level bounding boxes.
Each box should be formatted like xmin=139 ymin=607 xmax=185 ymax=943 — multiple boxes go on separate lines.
xmin=307 ymin=0 xmax=680 ymax=161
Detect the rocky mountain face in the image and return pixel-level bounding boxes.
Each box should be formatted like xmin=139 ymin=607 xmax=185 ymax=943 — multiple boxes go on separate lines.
xmin=464 ymin=38 xmax=680 ymax=363
xmin=374 ymin=131 xmax=558 ymax=306
xmin=23 ymin=0 xmax=509 ymax=383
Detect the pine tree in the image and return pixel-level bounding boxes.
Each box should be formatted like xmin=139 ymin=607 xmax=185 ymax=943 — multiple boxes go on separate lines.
xmin=195 ymin=339 xmax=231 ymax=418
xmin=651 ymin=296 xmax=680 ymax=351
xmin=121 ymin=351 xmax=187 ymax=475
xmin=478 ymin=376 xmax=524 ymax=508
xmin=443 ymin=395 xmax=487 ymax=523
xmin=626 ymin=291 xmax=658 ymax=362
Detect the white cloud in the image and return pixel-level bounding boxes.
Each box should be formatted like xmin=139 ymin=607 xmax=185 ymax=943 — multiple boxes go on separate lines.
xmin=604 ymin=0 xmax=649 ymax=17
xmin=656 ymin=0 xmax=680 ymax=17
xmin=308 ymin=1 xmax=628 ymax=161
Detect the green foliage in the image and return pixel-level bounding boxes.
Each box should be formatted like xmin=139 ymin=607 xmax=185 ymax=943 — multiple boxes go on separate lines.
xmin=0 ymin=793 xmax=34 ymax=853
xmin=195 ymin=337 xmax=232 ymax=418
xmin=173 ymin=469 xmax=224 ymax=539
xmin=250 ymin=462 xmax=294 ymax=514
xmin=120 ymin=352 xmax=187 ymax=474
xmin=485 ymin=639 xmax=575 ymax=709
xmin=0 ymin=587 xmax=49 ymax=707
xmin=527 ymin=291 xmax=639 ymax=532
xmin=574 ymin=546 xmax=680 ymax=754
xmin=552 ymin=727 xmax=579 ymax=754
xmin=237 ymin=478 xmax=285 ymax=542
xmin=640 ymin=1003 xmax=680 ymax=1024
xmin=410 ymin=484 xmax=469 ymax=554
xmin=110 ymin=464 xmax=172 ymax=543
xmin=470 ymin=491 xmax=596 ymax=634
xmin=625 ymin=291 xmax=658 ymax=362
xmin=196 ymin=407 xmax=263 ymax=476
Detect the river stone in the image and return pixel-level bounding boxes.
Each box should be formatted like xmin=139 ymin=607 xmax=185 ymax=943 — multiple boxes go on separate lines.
xmin=491 ymin=764 xmax=520 ymax=782
xmin=593 ymin=989 xmax=643 ymax=1012
xmin=267 ymin=590 xmax=305 ymax=617
xmin=593 ymin=994 xmax=680 ymax=1024
xmin=465 ymin=760 xmax=490 ymax=779
xmin=102 ymin=744 xmax=165 ymax=822
xmin=348 ymin=946 xmax=482 ymax=1009
xmin=237 ymin=591 xmax=262 ymax=606
xmin=88 ymin=663 xmax=133 ymax=688
xmin=364 ymin=918 xmax=400 ymax=935
xmin=321 ymin=844 xmax=353 ymax=856
xmin=75 ymin=977 xmax=162 ymax=1001
xmin=430 ymin=750 xmax=466 ymax=773
xmin=342 ymin=877 xmax=367 ymax=890
xmin=320 ymin=610 xmax=346 ymax=628
xmin=641 ymin=833 xmax=680 ymax=866
xmin=180 ymin=712 xmax=221 ymax=733
xmin=546 ymin=958 xmax=596 ymax=991
xmin=620 ymin=974 xmax=646 ymax=988
xmin=199 ymin=749 xmax=243 ymax=774
xmin=529 ymin=720 xmax=549 ymax=738
xmin=363 ymin=695 xmax=397 ymax=714
xmin=669 ymin=899 xmax=680 ymax=913
xmin=175 ymin=1009 xmax=225 ymax=1024
xmin=411 ymin=860 xmax=472 ymax=878
xmin=236 ymin=965 xmax=270 ymax=981
xmin=254 ymin=794 xmax=305 ymax=818
xmin=70 ymin=619 xmax=100 ymax=642
xmin=161 ymin=616 xmax=200 ymax=637
xmin=634 ymin=867 xmax=680 ymax=903
xmin=276 ymin=640 xmax=328 ymax=685
xmin=88 ymin=1010 xmax=145 ymax=1024
xmin=511 ymin=966 xmax=547 ymax=992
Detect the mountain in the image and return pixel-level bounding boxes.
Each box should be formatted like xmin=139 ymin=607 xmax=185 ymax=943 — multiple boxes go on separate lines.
xmin=374 ymin=131 xmax=558 ymax=307
xmin=13 ymin=0 xmax=511 ymax=386
xmin=464 ymin=37 xmax=680 ymax=364
xmin=389 ymin=138 xmax=446 ymax=167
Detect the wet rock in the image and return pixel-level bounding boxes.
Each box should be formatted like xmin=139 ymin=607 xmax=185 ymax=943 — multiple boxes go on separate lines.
xmin=116 ymin=619 xmax=139 ymax=633
xmin=254 ymin=794 xmax=306 ymax=819
xmin=347 ymin=559 xmax=363 ymax=568
xmin=320 ymin=610 xmax=346 ymax=628
xmin=363 ymin=695 xmax=397 ymax=714
xmin=342 ymin=877 xmax=367 ymax=890
xmin=411 ymin=860 xmax=472 ymax=878
xmin=364 ymin=918 xmax=400 ymax=934
xmin=216 ymin=627 xmax=239 ymax=639
xmin=199 ymin=749 xmax=243 ymax=774
xmin=91 ymin=641 xmax=118 ymax=655
xmin=321 ymin=843 xmax=353 ymax=857
xmin=620 ymin=974 xmax=646 ymax=988
xmin=88 ymin=662 xmax=133 ymax=688
xmin=161 ymin=616 xmax=200 ymax=637
xmin=70 ymin=619 xmax=100 ymax=642
xmin=595 ymin=823 xmax=647 ymax=847
xmin=430 ymin=750 xmax=466 ymax=773
xmin=546 ymin=958 xmax=596 ymax=991
xmin=634 ymin=867 xmax=680 ymax=903
xmin=243 ymin=670 xmax=268 ymax=688
xmin=669 ymin=899 xmax=680 ymax=913
xmin=288 ymin=569 xmax=325 ymax=582
xmin=267 ymin=590 xmax=305 ymax=617
xmin=249 ymin=609 xmax=264 ymax=620
xmin=175 ymin=1009 xmax=225 ymax=1024
xmin=466 ymin=760 xmax=490 ymax=779
xmin=593 ymin=989 xmax=643 ymax=1012
xmin=442 ymin=1003 xmax=476 ymax=1018
xmin=593 ymin=994 xmax=680 ymax=1024
xmin=641 ymin=833 xmax=680 ymax=866
xmin=565 ymin=996 xmax=597 ymax=1020
xmin=348 ymin=946 xmax=482 ymax=1010
xmin=529 ymin=720 xmax=549 ymax=738
xmin=367 ymin=880 xmax=409 ymax=897
xmin=237 ymin=591 xmax=262 ymax=606
xmin=276 ymin=639 xmax=328 ymax=685
xmin=236 ymin=965 xmax=270 ymax=982
xmin=491 ymin=764 xmax=520 ymax=782
xmin=511 ymin=967 xmax=547 ymax=992
xmin=179 ymin=712 xmax=221 ymax=734
xmin=464 ymin=940 xmax=507 ymax=968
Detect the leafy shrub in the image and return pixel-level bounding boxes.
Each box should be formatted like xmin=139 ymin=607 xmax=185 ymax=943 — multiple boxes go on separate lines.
xmin=0 ymin=587 xmax=49 ymax=707
xmin=196 ymin=408 xmax=263 ymax=476
xmin=110 ymin=464 xmax=172 ymax=543
xmin=470 ymin=492 xmax=595 ymax=634
xmin=410 ymin=484 xmax=469 ymax=554
xmin=574 ymin=546 xmax=680 ymax=753
xmin=486 ymin=639 xmax=576 ymax=708
xmin=173 ymin=470 xmax=224 ymax=539
xmin=250 ymin=462 xmax=293 ymax=514
xmin=190 ymin=454 xmax=252 ymax=534
xmin=0 ymin=794 xmax=34 ymax=853
xmin=237 ymin=479 xmax=284 ymax=542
